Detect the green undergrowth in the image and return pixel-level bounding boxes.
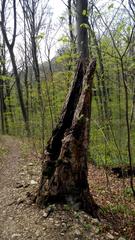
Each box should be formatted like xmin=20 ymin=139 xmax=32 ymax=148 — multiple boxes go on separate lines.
xmin=0 ymin=137 xmax=9 ymax=159
xmin=0 ymin=145 xmax=8 ymax=158
xmin=102 ymin=203 xmax=135 ymax=217
xmin=1 ymin=69 xmax=135 ymax=169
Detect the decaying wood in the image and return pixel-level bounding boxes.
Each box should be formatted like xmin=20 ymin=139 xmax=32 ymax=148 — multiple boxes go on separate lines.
xmin=36 ymin=60 xmax=99 ymax=217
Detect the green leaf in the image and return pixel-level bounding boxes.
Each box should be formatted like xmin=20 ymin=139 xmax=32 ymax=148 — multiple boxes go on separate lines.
xmin=82 ymin=9 xmax=88 ymax=17
xmin=36 ymin=32 xmax=45 ymax=40
xmin=80 ymin=23 xmax=90 ymax=29
xmin=108 ymin=3 xmax=114 ymax=10
xmin=127 ymin=25 xmax=132 ymax=33
xmin=58 ymin=36 xmax=69 ymax=43
xmin=0 ymin=75 xmax=14 ymax=81
xmin=117 ymin=21 xmax=125 ymax=33
xmin=59 ymin=16 xmax=65 ymax=21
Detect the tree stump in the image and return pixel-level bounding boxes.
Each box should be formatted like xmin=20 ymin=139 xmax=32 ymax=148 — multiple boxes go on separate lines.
xmin=36 ymin=60 xmax=99 ymax=217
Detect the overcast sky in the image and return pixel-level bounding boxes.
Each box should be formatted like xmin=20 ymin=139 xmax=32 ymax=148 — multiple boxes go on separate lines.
xmin=50 ymin=0 xmax=65 ymax=18
xmin=45 ymin=0 xmax=67 ymax=59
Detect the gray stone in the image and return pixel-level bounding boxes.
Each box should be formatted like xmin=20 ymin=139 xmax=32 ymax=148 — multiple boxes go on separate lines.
xmin=30 ymin=180 xmax=37 ymax=185
xmin=74 ymin=229 xmax=81 ymax=236
xmin=91 ymin=218 xmax=99 ymax=224
xmin=107 ymin=233 xmax=114 ymax=239
xmin=35 ymin=230 xmax=40 ymax=237
xmin=12 ymin=233 xmax=21 ymax=239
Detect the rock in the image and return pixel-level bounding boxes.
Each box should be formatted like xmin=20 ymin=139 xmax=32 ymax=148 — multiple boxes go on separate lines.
xmin=43 ymin=212 xmax=48 ymax=218
xmin=55 ymin=223 xmax=60 ymax=227
xmin=62 ymin=222 xmax=66 ymax=228
xmin=55 ymin=220 xmax=59 ymax=224
xmin=93 ymin=226 xmax=100 ymax=234
xmin=12 ymin=233 xmax=21 ymax=239
xmin=91 ymin=218 xmax=99 ymax=224
xmin=30 ymin=180 xmax=37 ymax=185
xmin=83 ymin=214 xmax=90 ymax=219
xmin=28 ymin=162 xmax=33 ymax=166
xmin=35 ymin=230 xmax=40 ymax=237
xmin=48 ymin=217 xmax=54 ymax=223
xmin=107 ymin=233 xmax=114 ymax=239
xmin=42 ymin=205 xmax=54 ymax=218
xmin=17 ymin=198 xmax=25 ymax=205
xmin=74 ymin=229 xmax=81 ymax=236
xmin=19 ymin=171 xmax=25 ymax=175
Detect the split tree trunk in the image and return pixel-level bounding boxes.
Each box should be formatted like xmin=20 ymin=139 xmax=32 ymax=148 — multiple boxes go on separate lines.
xmin=36 ymin=60 xmax=98 ymax=217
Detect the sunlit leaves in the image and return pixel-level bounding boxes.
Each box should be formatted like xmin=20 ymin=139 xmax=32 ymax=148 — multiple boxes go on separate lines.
xmin=82 ymin=9 xmax=89 ymax=17
xmin=108 ymin=3 xmax=114 ymax=10
xmin=0 ymin=75 xmax=14 ymax=81
xmin=80 ymin=23 xmax=90 ymax=29
xmin=58 ymin=36 xmax=69 ymax=43
xmin=36 ymin=32 xmax=45 ymax=40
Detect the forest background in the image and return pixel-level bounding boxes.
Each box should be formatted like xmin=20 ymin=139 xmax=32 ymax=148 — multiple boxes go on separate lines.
xmin=0 ymin=0 xmax=135 ymax=170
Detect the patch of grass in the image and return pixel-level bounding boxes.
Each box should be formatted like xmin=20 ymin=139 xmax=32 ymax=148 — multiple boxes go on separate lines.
xmin=74 ymin=212 xmax=80 ymax=219
xmin=123 ymin=187 xmax=134 ymax=198
xmin=63 ymin=204 xmax=72 ymax=211
xmin=0 ymin=145 xmax=8 ymax=158
xmin=20 ymin=142 xmax=31 ymax=159
xmin=102 ymin=204 xmax=135 ymax=216
xmin=83 ymin=223 xmax=92 ymax=230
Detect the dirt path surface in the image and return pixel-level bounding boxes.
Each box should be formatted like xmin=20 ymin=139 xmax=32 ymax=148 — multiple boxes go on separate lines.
xmin=0 ymin=136 xmax=134 ymax=240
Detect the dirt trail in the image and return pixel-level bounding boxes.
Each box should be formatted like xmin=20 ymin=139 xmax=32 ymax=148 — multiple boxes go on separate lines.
xmin=0 ymin=136 xmax=134 ymax=240
xmin=0 ymin=136 xmax=21 ymax=192
xmin=0 ymin=136 xmax=42 ymax=240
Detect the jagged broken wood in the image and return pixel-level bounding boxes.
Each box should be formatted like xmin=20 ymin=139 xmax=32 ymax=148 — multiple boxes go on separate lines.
xmin=36 ymin=60 xmax=99 ymax=217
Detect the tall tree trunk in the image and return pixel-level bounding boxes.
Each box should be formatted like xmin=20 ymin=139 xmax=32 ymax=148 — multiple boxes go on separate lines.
xmin=23 ymin=4 xmax=29 ymax=128
xmin=1 ymin=0 xmax=29 ymax=133
xmin=5 ymin=80 xmax=14 ymax=125
xmin=0 ymin=35 xmax=8 ymax=133
xmin=89 ymin=24 xmax=111 ymax=122
xmin=76 ymin=0 xmax=89 ymax=59
xmin=36 ymin=60 xmax=99 ymax=217
xmin=68 ymin=0 xmax=74 ymax=44
xmin=0 ymin=77 xmax=5 ymax=134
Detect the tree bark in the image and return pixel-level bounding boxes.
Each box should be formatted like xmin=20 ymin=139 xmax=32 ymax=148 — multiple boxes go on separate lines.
xmin=1 ymin=0 xmax=29 ymax=133
xmin=76 ymin=0 xmax=89 ymax=59
xmin=36 ymin=60 xmax=99 ymax=217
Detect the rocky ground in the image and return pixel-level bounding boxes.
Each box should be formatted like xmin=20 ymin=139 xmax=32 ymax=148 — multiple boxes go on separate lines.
xmin=0 ymin=136 xmax=134 ymax=240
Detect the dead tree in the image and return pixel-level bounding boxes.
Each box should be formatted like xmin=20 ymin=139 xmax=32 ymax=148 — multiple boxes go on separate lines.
xmin=36 ymin=59 xmax=99 ymax=217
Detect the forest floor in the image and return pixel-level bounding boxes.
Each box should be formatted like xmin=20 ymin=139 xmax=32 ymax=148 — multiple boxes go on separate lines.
xmin=0 ymin=135 xmax=135 ymax=240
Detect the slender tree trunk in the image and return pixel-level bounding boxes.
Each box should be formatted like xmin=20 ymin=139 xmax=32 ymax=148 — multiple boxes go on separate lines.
xmin=0 ymin=40 xmax=4 ymax=133
xmin=23 ymin=6 xmax=29 ymax=128
xmin=0 ymin=36 xmax=8 ymax=133
xmin=5 ymin=80 xmax=14 ymax=124
xmin=0 ymin=78 xmax=5 ymax=134
xmin=89 ymin=25 xmax=111 ymax=121
xmin=68 ymin=0 xmax=74 ymax=44
xmin=121 ymin=58 xmax=135 ymax=196
xmin=76 ymin=0 xmax=89 ymax=59
xmin=1 ymin=0 xmax=29 ymax=133
xmin=10 ymin=49 xmax=29 ymax=130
